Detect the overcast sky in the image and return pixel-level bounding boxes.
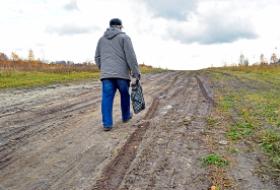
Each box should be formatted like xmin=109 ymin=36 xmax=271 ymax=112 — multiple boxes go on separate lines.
xmin=0 ymin=0 xmax=279 ymax=70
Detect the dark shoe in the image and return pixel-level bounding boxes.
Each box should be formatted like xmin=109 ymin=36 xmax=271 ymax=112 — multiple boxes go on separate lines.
xmin=123 ymin=113 xmax=133 ymax=123
xmin=103 ymin=127 xmax=112 ymax=131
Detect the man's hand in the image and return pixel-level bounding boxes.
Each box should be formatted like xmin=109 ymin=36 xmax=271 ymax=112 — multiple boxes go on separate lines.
xmin=131 ymin=78 xmax=138 ymax=85
xmin=133 ymin=73 xmax=141 ymax=80
xmin=131 ymin=73 xmax=141 ymax=85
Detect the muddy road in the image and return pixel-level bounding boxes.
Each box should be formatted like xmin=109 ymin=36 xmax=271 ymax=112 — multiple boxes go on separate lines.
xmin=1 ymin=71 xmax=274 ymax=190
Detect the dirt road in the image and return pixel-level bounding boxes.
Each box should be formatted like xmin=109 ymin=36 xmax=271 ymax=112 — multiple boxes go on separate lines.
xmin=6 ymin=70 xmax=275 ymax=190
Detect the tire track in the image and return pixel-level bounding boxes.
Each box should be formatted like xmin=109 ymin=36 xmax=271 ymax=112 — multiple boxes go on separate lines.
xmin=195 ymin=75 xmax=216 ymax=107
xmin=117 ymin=73 xmax=213 ymax=190
xmin=92 ymin=72 xmax=184 ymax=190
xmin=0 ymin=97 xmax=101 ymax=170
xmin=0 ymin=72 xmax=176 ymax=190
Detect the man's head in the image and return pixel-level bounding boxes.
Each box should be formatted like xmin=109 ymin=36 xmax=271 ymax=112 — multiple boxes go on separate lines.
xmin=109 ymin=18 xmax=123 ymax=29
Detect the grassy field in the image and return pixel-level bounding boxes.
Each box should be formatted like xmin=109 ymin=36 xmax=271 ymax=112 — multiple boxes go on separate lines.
xmin=0 ymin=61 xmax=164 ymax=89
xmin=140 ymin=65 xmax=166 ymax=74
xmin=205 ymin=65 xmax=280 ymax=187
xmin=0 ymin=71 xmax=100 ymax=89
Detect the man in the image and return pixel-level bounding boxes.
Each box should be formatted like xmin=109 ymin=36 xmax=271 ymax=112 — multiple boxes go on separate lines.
xmin=95 ymin=18 xmax=141 ymax=131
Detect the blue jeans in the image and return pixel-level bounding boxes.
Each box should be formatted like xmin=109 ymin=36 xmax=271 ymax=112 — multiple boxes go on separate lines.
xmin=101 ymin=78 xmax=131 ymax=128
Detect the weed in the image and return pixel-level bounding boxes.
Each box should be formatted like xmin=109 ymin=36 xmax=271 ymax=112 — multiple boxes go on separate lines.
xmin=207 ymin=116 xmax=218 ymax=127
xmin=202 ymin=153 xmax=229 ymax=167
xmin=227 ymin=146 xmax=239 ymax=154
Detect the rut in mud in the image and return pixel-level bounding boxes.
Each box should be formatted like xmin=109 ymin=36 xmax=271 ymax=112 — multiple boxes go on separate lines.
xmin=0 ymin=71 xmax=199 ymax=190
xmin=93 ymin=72 xmax=214 ymax=190
xmin=0 ymin=71 xmax=215 ymax=190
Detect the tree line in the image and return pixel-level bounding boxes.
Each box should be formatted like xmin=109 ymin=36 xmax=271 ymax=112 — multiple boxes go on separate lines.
xmin=0 ymin=50 xmax=98 ymax=73
xmin=239 ymin=52 xmax=280 ymax=66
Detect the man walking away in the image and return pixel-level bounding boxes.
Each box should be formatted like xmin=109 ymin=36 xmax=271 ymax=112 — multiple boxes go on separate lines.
xmin=95 ymin=18 xmax=141 ymax=131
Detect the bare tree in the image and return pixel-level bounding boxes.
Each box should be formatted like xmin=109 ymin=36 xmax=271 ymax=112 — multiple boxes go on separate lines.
xmin=270 ymin=53 xmax=278 ymax=64
xmin=244 ymin=59 xmax=249 ymax=66
xmin=260 ymin=54 xmax=268 ymax=65
xmin=0 ymin=52 xmax=8 ymax=61
xmin=11 ymin=52 xmax=20 ymax=61
xmin=239 ymin=53 xmax=245 ymax=66
xmin=28 ymin=49 xmax=35 ymax=61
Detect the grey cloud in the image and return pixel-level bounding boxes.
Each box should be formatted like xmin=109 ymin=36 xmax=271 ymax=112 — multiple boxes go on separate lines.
xmin=143 ymin=0 xmax=197 ymax=21
xmin=168 ymin=13 xmax=257 ymax=44
xmin=46 ymin=24 xmax=98 ymax=36
xmin=64 ymin=0 xmax=79 ymax=11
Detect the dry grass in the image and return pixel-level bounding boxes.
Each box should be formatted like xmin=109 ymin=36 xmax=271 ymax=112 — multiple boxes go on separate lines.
xmin=211 ymin=64 xmax=280 ymax=74
xmin=0 ymin=60 xmax=99 ymax=73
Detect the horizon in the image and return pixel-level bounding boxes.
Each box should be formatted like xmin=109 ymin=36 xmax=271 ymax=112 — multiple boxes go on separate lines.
xmin=1 ymin=0 xmax=280 ymax=70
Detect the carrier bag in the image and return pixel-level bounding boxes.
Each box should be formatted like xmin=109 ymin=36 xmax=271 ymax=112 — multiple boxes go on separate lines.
xmin=131 ymin=80 xmax=145 ymax=114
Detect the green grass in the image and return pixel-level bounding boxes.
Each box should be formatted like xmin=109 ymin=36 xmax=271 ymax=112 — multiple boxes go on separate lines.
xmin=242 ymin=92 xmax=280 ymax=127
xmin=227 ymin=122 xmax=254 ymax=140
xmin=207 ymin=65 xmax=280 ymax=169
xmin=0 ymin=71 xmax=99 ymax=89
xmin=260 ymin=130 xmax=280 ymax=168
xmin=202 ymin=153 xmax=229 ymax=167
xmin=219 ymin=95 xmax=235 ymax=112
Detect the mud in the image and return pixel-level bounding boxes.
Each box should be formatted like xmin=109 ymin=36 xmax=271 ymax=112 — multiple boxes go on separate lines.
xmin=1 ymin=70 xmax=275 ymax=190
xmin=116 ymin=73 xmax=214 ymax=190
xmin=1 ymin=71 xmax=212 ymax=190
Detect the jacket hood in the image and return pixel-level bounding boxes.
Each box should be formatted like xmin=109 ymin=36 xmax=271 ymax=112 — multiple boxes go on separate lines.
xmin=103 ymin=27 xmax=124 ymax=39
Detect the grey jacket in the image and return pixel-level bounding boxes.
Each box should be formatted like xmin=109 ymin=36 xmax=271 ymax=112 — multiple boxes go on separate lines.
xmin=95 ymin=27 xmax=140 ymax=80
